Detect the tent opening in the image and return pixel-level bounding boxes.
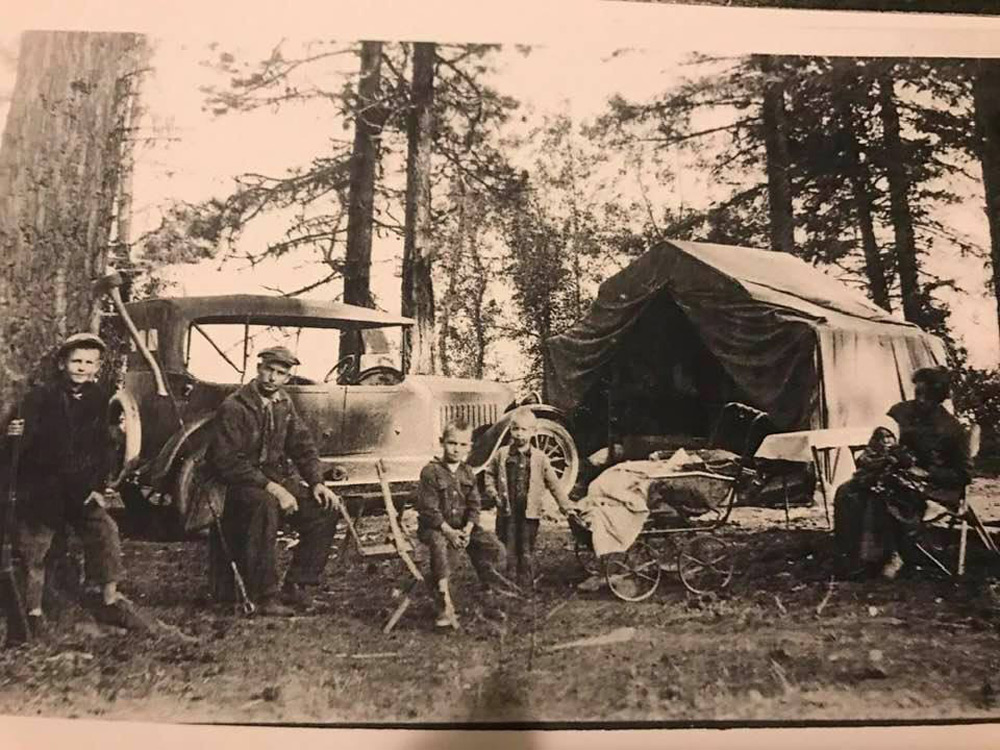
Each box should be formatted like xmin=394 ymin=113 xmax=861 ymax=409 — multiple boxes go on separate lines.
xmin=569 ymin=292 xmax=751 ymax=459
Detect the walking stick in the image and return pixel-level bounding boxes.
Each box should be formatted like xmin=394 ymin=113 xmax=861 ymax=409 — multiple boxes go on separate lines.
xmin=205 ymin=496 xmax=255 ymax=616
xmin=1 ymin=419 xmax=31 ymax=646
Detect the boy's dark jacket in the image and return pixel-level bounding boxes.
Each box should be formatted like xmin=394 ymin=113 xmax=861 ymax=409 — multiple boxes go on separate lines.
xmin=208 ymin=382 xmax=324 ymax=489
xmin=416 ymin=458 xmax=481 ymax=532
xmin=11 ymin=380 xmax=112 ymax=524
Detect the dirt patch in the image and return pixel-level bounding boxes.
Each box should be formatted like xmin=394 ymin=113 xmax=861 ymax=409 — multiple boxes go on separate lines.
xmin=3 ymin=483 xmax=1000 ymax=724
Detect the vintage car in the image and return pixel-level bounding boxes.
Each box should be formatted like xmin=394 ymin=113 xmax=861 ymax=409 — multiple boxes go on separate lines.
xmin=107 ymin=294 xmax=579 ymax=538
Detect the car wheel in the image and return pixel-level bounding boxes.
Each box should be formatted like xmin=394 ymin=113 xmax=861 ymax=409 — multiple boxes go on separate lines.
xmin=531 ymin=418 xmax=580 ymax=496
xmin=170 ymin=442 xmax=222 ymax=539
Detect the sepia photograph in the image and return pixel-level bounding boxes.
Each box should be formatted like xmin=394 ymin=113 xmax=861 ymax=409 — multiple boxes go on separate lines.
xmin=2 ymin=0 xmax=1000 ymax=740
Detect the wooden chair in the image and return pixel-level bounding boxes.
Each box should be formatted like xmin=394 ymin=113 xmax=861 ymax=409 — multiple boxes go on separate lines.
xmin=336 ymin=460 xmax=429 ymax=633
xmin=915 ymin=424 xmax=999 ymax=577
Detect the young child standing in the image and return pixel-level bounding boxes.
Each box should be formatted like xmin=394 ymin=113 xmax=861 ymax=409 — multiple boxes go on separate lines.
xmin=484 ymin=407 xmax=575 ymax=589
xmin=415 ymin=420 xmax=506 ymax=628
xmin=9 ymin=333 xmax=147 ymax=637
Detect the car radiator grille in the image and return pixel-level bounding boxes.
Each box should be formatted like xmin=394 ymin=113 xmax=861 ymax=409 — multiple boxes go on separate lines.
xmin=440 ymin=403 xmax=499 ymax=430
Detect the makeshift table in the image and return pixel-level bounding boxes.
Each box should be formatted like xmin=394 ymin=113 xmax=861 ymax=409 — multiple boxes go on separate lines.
xmin=754 ymin=426 xmax=877 ymax=528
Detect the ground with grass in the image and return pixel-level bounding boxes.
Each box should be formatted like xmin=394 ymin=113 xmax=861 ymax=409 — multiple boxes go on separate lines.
xmin=3 ymin=480 xmax=1000 ymax=725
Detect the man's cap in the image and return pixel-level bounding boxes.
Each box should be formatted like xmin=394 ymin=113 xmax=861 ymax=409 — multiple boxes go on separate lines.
xmin=58 ymin=332 xmax=107 ymax=355
xmin=258 ymin=345 xmax=300 ymax=367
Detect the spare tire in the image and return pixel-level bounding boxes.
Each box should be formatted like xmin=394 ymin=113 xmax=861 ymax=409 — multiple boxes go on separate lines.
xmin=107 ymin=391 xmax=142 ymax=488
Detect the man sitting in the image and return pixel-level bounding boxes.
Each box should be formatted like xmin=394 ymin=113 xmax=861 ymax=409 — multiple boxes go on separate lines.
xmin=208 ymin=346 xmax=341 ymax=615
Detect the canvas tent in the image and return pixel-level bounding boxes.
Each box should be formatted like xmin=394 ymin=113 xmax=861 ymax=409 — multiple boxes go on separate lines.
xmin=546 ymin=240 xmax=947 ymax=449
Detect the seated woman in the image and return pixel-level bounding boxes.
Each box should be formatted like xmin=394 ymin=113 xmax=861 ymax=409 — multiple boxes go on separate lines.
xmin=833 ymin=366 xmax=972 ymax=580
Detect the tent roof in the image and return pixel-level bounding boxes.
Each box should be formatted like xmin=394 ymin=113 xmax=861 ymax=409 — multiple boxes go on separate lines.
xmin=546 ymin=240 xmax=945 ymax=428
xmin=651 ymin=241 xmax=918 ymax=332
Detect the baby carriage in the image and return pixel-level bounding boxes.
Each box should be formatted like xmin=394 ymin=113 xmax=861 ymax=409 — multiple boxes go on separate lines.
xmin=569 ymin=403 xmax=769 ymax=601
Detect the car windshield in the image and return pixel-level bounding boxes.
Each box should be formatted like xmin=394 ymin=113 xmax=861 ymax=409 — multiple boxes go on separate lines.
xmin=185 ymin=321 xmax=401 ymax=384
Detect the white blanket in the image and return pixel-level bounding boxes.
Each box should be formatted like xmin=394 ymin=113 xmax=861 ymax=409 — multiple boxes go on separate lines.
xmin=581 ymin=461 xmax=667 ymax=556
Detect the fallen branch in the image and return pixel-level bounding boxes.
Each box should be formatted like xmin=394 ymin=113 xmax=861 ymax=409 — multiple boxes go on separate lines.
xmin=774 ymin=595 xmax=787 ymax=615
xmin=546 ymin=626 xmax=637 ymax=653
xmin=815 ymin=578 xmax=835 ymax=616
xmin=770 ymin=658 xmax=793 ymax=694
xmin=544 ymin=599 xmax=570 ymax=622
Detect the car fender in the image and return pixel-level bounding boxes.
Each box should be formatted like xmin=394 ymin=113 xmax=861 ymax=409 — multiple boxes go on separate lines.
xmin=467 ymin=403 xmax=567 ymax=472
xmin=149 ymin=413 xmax=216 ymax=486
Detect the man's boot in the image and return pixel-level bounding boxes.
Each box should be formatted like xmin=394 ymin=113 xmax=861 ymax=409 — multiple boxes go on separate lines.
xmin=281 ymin=582 xmax=317 ymax=612
xmin=434 ymin=578 xmax=458 ymax=629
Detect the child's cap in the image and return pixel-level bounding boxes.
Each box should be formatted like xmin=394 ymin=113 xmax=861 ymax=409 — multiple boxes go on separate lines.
xmin=58 ymin=332 xmax=107 ymax=356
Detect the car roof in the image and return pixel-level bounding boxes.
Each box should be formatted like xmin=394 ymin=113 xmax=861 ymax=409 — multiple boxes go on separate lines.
xmin=125 ymin=295 xmax=415 ymax=329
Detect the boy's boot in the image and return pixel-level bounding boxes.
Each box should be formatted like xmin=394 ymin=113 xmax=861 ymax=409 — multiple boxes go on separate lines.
xmin=480 ymin=586 xmax=507 ymax=622
xmin=434 ymin=578 xmax=458 ymax=629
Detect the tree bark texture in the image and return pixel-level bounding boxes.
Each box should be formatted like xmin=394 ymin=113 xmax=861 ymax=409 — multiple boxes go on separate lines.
xmin=832 ymin=62 xmax=892 ymax=312
xmin=340 ymin=40 xmax=386 ymax=363
xmin=0 ymin=30 xmax=148 ymax=418
xmin=877 ymin=67 xmax=922 ymax=324
xmin=401 ymin=42 xmax=436 ymax=376
xmin=973 ymin=58 xmax=1000 ymax=351
xmin=756 ymin=55 xmax=796 ymax=255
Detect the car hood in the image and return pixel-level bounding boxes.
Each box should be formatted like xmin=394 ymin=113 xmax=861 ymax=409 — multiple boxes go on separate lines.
xmin=406 ymin=374 xmax=515 ymax=403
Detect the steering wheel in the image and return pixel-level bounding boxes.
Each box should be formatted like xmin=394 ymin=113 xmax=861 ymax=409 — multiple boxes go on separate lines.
xmin=355 ymin=366 xmax=404 ymax=386
xmin=323 ymin=354 xmax=358 ymax=384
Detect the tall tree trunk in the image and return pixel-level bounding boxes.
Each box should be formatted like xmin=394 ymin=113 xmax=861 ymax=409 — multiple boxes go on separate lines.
xmin=756 ymin=54 xmax=796 ymax=255
xmin=833 ymin=62 xmax=892 ymax=312
xmin=401 ymin=42 xmax=436 ymax=375
xmin=877 ymin=66 xmax=922 ymax=324
xmin=467 ymin=212 xmax=489 ymax=380
xmin=437 ymin=181 xmax=467 ymax=378
xmin=0 ymin=30 xmax=147 ymax=419
xmin=973 ymin=59 xmax=1000 ymax=351
xmin=340 ymin=41 xmax=385 ymax=363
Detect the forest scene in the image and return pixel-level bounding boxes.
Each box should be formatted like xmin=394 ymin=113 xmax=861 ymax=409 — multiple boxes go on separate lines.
xmin=3 ymin=3 xmax=1000 ymax=732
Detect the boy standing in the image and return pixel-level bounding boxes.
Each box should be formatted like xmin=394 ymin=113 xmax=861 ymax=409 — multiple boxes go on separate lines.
xmin=10 ymin=333 xmax=146 ymax=637
xmin=484 ymin=407 xmax=575 ymax=589
xmin=416 ymin=421 xmax=505 ymax=628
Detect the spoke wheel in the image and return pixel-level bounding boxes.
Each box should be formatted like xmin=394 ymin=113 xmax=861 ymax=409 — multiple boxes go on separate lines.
xmin=605 ymin=541 xmax=662 ymax=602
xmin=529 ymin=418 xmax=580 ymax=496
xmin=678 ymin=536 xmax=735 ymax=595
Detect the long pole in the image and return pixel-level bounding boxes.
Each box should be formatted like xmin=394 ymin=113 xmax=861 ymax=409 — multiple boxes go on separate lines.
xmin=2 ymin=420 xmax=31 ymax=646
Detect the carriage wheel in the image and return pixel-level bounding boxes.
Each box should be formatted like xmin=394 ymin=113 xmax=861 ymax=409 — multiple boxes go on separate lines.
xmin=574 ymin=538 xmax=600 ymax=577
xmin=605 ymin=541 xmax=662 ymax=602
xmin=678 ymin=536 xmax=735 ymax=595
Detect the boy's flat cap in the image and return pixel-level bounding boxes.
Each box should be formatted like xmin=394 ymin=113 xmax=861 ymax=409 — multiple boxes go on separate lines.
xmin=58 ymin=332 xmax=107 ymax=355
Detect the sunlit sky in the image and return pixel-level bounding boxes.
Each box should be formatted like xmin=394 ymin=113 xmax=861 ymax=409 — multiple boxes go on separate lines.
xmin=3 ymin=1 xmax=1000 ymax=373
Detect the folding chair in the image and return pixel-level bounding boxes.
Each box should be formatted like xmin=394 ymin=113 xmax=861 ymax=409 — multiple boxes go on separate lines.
xmin=914 ymin=424 xmax=999 ymax=577
xmin=336 ymin=460 xmax=429 ymax=633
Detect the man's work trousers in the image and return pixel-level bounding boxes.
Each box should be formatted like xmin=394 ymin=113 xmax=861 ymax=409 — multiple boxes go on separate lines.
xmin=17 ymin=501 xmax=124 ymax=612
xmin=215 ymin=482 xmax=338 ymax=603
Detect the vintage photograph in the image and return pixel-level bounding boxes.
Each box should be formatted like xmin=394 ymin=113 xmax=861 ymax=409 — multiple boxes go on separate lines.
xmin=2 ymin=0 xmax=1000 ymax=734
